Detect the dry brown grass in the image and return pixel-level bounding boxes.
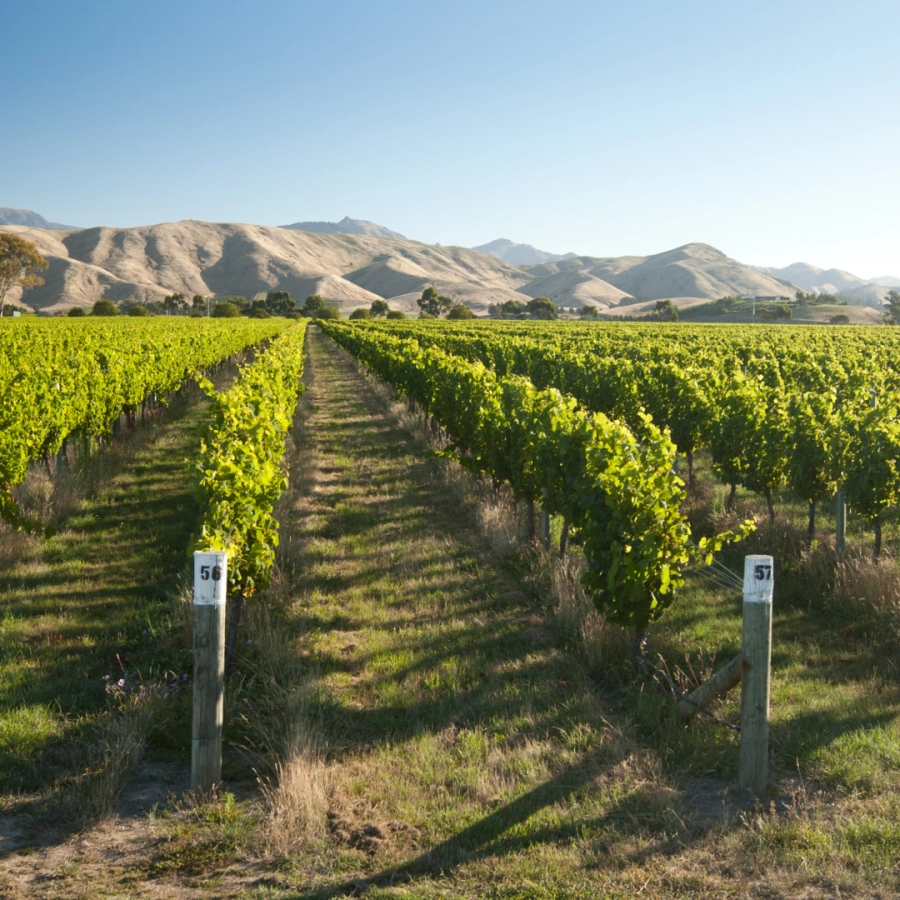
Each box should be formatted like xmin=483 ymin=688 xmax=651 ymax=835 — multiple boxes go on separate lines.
xmin=60 ymin=690 xmax=156 ymax=825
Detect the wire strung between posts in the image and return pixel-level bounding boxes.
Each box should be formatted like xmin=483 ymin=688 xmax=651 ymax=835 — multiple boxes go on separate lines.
xmin=687 ymin=542 xmax=744 ymax=596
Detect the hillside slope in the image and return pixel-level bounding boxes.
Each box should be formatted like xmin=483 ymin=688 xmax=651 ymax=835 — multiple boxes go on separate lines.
xmin=473 ymin=238 xmax=577 ymax=266
xmin=2 ymin=224 xmax=811 ymax=315
xmin=760 ymin=261 xmax=890 ymax=308
xmin=0 ymin=207 xmax=78 ymax=231
xmin=0 ymin=221 xmax=533 ymax=314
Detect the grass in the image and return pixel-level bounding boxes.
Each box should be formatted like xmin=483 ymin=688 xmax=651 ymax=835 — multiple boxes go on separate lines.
xmin=0 ymin=325 xmax=898 ymax=898
xmin=0 ymin=386 xmax=210 ymax=803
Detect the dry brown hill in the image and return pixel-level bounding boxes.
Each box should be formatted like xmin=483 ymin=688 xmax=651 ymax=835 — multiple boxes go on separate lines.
xmin=1 ymin=223 xmax=801 ymax=315
xmin=525 ymin=244 xmax=796 ymax=306
xmin=0 ymin=221 xmax=534 ymax=315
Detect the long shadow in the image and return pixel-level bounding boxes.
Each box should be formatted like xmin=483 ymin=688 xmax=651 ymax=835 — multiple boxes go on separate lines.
xmin=290 ymin=748 xmax=626 ymax=898
xmin=0 ymin=398 xmax=209 ymax=796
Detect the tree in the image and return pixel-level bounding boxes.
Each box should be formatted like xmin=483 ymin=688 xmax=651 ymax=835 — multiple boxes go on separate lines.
xmin=654 ymin=299 xmax=679 ymax=321
xmin=93 ymin=299 xmax=118 ymax=316
xmin=447 ymin=304 xmax=474 ymax=319
xmin=830 ymin=313 xmax=851 ymax=325
xmin=526 ymin=296 xmax=558 ymax=320
xmin=265 ymin=290 xmax=294 ymax=316
xmin=884 ymin=289 xmax=900 ymax=325
xmin=212 ymin=301 xmax=240 ymax=318
xmin=163 ymin=292 xmax=187 ymax=315
xmin=349 ymin=308 xmax=371 ymax=319
xmin=370 ymin=299 xmax=390 ymax=317
xmin=67 ymin=307 xmax=86 ymax=317
xmin=386 ymin=309 xmax=406 ymax=319
xmin=418 ymin=286 xmax=453 ymax=317
xmin=500 ymin=299 xmax=525 ymax=317
xmin=580 ymin=305 xmax=599 ymax=319
xmin=192 ymin=294 xmax=206 ymax=312
xmin=313 ymin=306 xmax=339 ymax=319
xmin=128 ymin=304 xmax=150 ymax=317
xmin=302 ymin=294 xmax=325 ymax=316
xmin=0 ymin=234 xmax=48 ymax=316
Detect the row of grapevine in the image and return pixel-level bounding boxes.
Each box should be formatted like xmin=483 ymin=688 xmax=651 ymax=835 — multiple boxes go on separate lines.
xmin=192 ymin=320 xmax=308 ymax=617
xmin=362 ymin=319 xmax=900 ymax=553
xmin=320 ymin=320 xmax=746 ymax=629
xmin=0 ymin=317 xmax=288 ymax=530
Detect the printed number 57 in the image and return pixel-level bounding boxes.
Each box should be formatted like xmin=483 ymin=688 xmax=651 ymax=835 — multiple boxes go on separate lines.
xmin=754 ymin=564 xmax=772 ymax=581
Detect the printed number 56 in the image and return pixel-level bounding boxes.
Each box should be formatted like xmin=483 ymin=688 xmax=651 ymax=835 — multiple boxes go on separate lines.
xmin=200 ymin=564 xmax=222 ymax=581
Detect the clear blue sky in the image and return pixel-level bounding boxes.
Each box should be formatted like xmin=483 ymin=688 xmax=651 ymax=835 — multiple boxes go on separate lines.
xmin=4 ymin=0 xmax=898 ymax=277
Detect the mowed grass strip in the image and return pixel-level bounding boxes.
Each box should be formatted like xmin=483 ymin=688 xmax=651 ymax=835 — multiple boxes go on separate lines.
xmin=254 ymin=329 xmax=695 ymax=896
xmin=0 ymin=394 xmax=206 ymax=795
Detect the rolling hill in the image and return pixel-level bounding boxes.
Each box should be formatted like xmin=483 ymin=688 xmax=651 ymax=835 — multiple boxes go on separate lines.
xmin=0 ymin=221 xmax=533 ymax=315
xmin=759 ymin=262 xmax=893 ymax=308
xmin=280 ymin=216 xmax=405 ymax=239
xmin=0 ymin=207 xmax=79 ymax=231
xmin=472 ymin=238 xmax=578 ymax=266
xmin=3 ymin=218 xmax=879 ymax=318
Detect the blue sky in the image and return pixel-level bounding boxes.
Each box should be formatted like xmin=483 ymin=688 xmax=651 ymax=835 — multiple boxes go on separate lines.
xmin=4 ymin=0 xmax=898 ymax=276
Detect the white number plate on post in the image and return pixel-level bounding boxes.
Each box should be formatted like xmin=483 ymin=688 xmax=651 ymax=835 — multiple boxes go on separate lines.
xmin=194 ymin=551 xmax=228 ymax=605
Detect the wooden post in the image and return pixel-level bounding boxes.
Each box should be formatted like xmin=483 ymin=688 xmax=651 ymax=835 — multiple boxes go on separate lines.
xmin=835 ymin=488 xmax=847 ymax=560
xmin=541 ymin=488 xmax=551 ymax=547
xmin=740 ymin=554 xmax=773 ymax=801
xmin=192 ymin=550 xmax=227 ymax=794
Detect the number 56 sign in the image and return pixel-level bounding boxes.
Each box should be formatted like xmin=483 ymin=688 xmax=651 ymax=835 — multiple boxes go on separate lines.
xmin=194 ymin=551 xmax=228 ymax=605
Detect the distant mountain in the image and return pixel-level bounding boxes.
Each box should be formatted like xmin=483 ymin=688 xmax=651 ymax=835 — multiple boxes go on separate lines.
xmin=524 ymin=243 xmax=796 ymax=308
xmin=0 ymin=220 xmax=530 ymax=315
xmin=759 ymin=261 xmax=891 ymax=308
xmin=5 ymin=217 xmax=878 ymax=321
xmin=0 ymin=207 xmax=78 ymax=230
xmin=280 ymin=216 xmax=405 ymax=239
xmin=871 ymin=275 xmax=900 ymax=288
xmin=473 ymin=238 xmax=578 ymax=266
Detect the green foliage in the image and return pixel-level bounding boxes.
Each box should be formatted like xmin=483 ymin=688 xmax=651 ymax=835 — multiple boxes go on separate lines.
xmin=526 ymin=296 xmax=558 ymax=320
xmin=313 ymin=306 xmax=339 ymax=320
xmin=212 ymin=301 xmax=240 ymax=318
xmin=162 ymin=293 xmax=187 ymax=315
xmin=0 ymin=317 xmax=287 ymax=530
xmin=831 ymin=313 xmax=851 ymax=325
xmin=319 ymin=320 xmax=749 ymax=628
xmin=92 ymin=299 xmax=118 ymax=316
xmin=884 ymin=290 xmax=900 ymax=325
xmin=386 ymin=309 xmax=406 ymax=319
xmin=654 ymin=299 xmax=679 ymax=321
xmin=418 ymin=286 xmax=454 ymax=317
xmin=580 ymin=305 xmax=599 ymax=318
xmin=193 ymin=322 xmax=308 ymax=596
xmin=127 ymin=304 xmax=150 ymax=317
xmin=349 ymin=308 xmax=371 ymax=320
xmin=301 ymin=294 xmax=325 ymax=316
xmin=446 ymin=304 xmax=474 ymax=320
xmin=264 ymin=290 xmax=295 ymax=316
xmin=370 ymin=299 xmax=390 ymax=317
xmin=67 ymin=307 xmax=86 ymax=317
xmin=0 ymin=233 xmax=48 ymax=316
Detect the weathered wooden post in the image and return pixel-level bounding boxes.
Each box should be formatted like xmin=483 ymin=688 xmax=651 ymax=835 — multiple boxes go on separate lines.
xmin=541 ymin=487 xmax=551 ymax=547
xmin=835 ymin=489 xmax=847 ymax=560
xmin=740 ymin=554 xmax=773 ymax=801
xmin=192 ymin=550 xmax=228 ymax=794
